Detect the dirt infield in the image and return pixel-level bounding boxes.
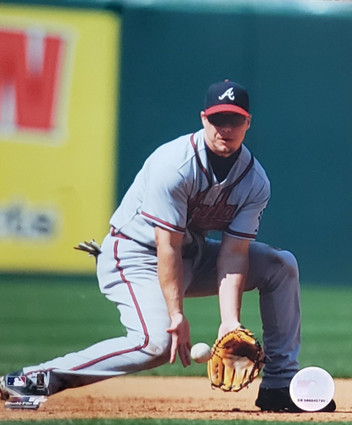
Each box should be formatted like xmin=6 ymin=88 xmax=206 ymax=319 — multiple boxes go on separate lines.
xmin=1 ymin=377 xmax=352 ymax=422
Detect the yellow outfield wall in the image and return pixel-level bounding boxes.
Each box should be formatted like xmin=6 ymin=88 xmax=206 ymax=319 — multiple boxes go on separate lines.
xmin=0 ymin=5 xmax=120 ymax=273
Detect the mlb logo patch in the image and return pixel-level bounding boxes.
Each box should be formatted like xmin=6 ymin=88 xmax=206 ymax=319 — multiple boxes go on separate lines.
xmin=6 ymin=375 xmax=27 ymax=387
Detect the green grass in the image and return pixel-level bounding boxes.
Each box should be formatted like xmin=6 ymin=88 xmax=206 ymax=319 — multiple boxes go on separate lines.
xmin=0 ymin=277 xmax=351 ymax=425
xmin=0 ymin=275 xmax=351 ymax=377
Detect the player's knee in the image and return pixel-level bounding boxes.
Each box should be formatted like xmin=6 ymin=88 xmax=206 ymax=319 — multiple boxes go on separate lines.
xmin=263 ymin=247 xmax=300 ymax=293
xmin=144 ymin=332 xmax=171 ymax=359
xmin=274 ymin=248 xmax=299 ymax=280
xmin=259 ymin=247 xmax=299 ymax=294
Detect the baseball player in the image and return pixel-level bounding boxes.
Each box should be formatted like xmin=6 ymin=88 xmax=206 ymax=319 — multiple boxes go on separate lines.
xmin=0 ymin=79 xmax=335 ymax=412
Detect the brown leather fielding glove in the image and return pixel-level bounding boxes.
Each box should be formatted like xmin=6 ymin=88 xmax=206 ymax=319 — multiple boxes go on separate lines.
xmin=207 ymin=327 xmax=264 ymax=392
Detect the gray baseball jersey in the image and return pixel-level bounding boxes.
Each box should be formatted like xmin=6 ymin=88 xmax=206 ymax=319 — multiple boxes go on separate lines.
xmin=110 ymin=128 xmax=270 ymax=246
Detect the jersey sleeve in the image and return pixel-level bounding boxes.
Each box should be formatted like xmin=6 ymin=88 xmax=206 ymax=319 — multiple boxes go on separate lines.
xmin=225 ymin=178 xmax=270 ymax=240
xmin=141 ymin=159 xmax=189 ymax=233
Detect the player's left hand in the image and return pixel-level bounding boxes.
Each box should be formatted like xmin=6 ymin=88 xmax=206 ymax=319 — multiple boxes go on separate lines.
xmin=207 ymin=327 xmax=264 ymax=392
xmin=218 ymin=320 xmax=241 ymax=339
xmin=167 ymin=312 xmax=191 ymax=367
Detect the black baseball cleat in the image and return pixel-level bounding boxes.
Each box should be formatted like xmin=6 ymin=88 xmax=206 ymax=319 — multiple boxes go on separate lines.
xmin=255 ymin=387 xmax=336 ymax=412
xmin=0 ymin=371 xmax=49 ymax=400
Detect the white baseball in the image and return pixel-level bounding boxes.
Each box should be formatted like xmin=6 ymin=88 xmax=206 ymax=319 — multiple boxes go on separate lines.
xmin=190 ymin=342 xmax=211 ymax=363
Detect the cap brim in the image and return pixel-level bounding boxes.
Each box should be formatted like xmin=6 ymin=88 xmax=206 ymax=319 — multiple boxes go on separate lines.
xmin=205 ymin=104 xmax=250 ymax=117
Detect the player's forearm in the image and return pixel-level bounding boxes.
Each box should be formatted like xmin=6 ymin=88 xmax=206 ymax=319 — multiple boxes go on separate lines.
xmin=218 ymin=266 xmax=246 ymax=333
xmin=217 ymin=238 xmax=250 ymax=337
xmin=157 ymin=247 xmax=184 ymax=317
xmin=155 ymin=226 xmax=184 ymax=317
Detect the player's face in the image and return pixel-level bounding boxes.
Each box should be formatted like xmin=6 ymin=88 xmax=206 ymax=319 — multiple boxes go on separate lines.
xmin=201 ymin=111 xmax=251 ymax=157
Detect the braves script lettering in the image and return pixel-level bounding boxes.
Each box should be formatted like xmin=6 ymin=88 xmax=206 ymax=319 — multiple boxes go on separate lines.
xmin=188 ymin=187 xmax=237 ymax=231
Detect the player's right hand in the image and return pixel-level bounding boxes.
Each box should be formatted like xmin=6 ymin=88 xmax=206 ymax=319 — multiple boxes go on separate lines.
xmin=167 ymin=312 xmax=191 ymax=367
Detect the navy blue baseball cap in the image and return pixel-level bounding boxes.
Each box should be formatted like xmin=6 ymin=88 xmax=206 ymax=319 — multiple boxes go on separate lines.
xmin=204 ymin=79 xmax=250 ymax=117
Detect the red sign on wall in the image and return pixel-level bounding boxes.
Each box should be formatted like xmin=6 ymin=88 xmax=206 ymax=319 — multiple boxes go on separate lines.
xmin=0 ymin=28 xmax=65 ymax=133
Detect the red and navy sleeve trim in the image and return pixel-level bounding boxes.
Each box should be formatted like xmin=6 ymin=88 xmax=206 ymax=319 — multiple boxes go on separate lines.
xmin=225 ymin=228 xmax=257 ymax=240
xmin=141 ymin=211 xmax=185 ymax=233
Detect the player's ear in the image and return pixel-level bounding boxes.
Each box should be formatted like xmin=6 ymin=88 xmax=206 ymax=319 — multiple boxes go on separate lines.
xmin=200 ymin=111 xmax=207 ymax=125
xmin=246 ymin=115 xmax=252 ymax=129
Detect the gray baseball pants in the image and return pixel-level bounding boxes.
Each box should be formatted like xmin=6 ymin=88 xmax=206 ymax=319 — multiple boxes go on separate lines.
xmin=23 ymin=233 xmax=300 ymax=394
